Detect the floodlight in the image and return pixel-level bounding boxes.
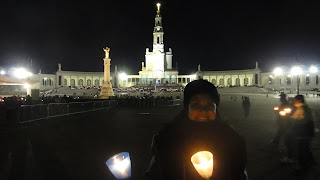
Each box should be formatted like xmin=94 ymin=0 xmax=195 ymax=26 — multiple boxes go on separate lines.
xmin=0 ymin=70 xmax=5 ymax=75
xmin=119 ymin=73 xmax=128 ymax=81
xmin=290 ymin=66 xmax=302 ymax=76
xmin=13 ymin=68 xmax=33 ymax=79
xmin=273 ymin=67 xmax=283 ymax=76
xmin=310 ymin=66 xmax=318 ymax=73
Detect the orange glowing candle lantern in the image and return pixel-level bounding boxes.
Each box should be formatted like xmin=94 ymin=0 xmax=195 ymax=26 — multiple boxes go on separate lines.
xmin=279 ymin=110 xmax=286 ymax=116
xmin=191 ymin=151 xmax=213 ymax=179
xmin=284 ymin=108 xmax=291 ymax=114
xmin=273 ymin=106 xmax=279 ymax=111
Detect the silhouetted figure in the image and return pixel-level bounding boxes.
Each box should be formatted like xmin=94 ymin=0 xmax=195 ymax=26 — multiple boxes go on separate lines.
xmin=282 ymin=95 xmax=315 ymax=171
xmin=242 ymin=97 xmax=251 ymax=118
xmin=145 ymin=79 xmax=247 ymax=180
xmin=271 ymin=93 xmax=290 ymax=145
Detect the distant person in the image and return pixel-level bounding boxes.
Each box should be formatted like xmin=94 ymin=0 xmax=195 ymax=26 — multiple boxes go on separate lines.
xmin=242 ymin=97 xmax=251 ymax=118
xmin=282 ymin=95 xmax=315 ymax=170
xmin=271 ymin=93 xmax=290 ymax=145
xmin=145 ymin=79 xmax=247 ymax=180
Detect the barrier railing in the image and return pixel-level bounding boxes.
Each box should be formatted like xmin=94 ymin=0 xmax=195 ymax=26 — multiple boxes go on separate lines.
xmin=19 ymin=100 xmax=116 ymax=124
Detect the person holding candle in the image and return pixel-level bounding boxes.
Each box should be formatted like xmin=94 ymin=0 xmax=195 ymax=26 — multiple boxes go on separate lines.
xmin=145 ymin=79 xmax=247 ymax=180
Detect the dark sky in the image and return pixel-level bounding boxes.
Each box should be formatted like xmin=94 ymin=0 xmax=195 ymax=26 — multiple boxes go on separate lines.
xmin=1 ymin=0 xmax=320 ymax=74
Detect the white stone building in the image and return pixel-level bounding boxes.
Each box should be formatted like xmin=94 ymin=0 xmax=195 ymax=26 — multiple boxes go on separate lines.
xmin=26 ymin=4 xmax=320 ymax=93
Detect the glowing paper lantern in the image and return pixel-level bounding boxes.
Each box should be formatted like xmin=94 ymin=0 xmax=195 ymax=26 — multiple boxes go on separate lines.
xmin=191 ymin=151 xmax=213 ymax=179
xmin=106 ymin=152 xmax=131 ymax=180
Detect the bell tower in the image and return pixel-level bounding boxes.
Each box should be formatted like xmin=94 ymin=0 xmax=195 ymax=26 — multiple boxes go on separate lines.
xmin=153 ymin=3 xmax=164 ymax=52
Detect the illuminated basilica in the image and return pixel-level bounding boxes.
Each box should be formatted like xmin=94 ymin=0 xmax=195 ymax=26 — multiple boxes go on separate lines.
xmin=28 ymin=3 xmax=320 ymax=93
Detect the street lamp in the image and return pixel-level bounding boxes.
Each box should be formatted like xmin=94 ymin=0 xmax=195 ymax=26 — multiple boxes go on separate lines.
xmin=106 ymin=152 xmax=131 ymax=180
xmin=290 ymin=66 xmax=302 ymax=95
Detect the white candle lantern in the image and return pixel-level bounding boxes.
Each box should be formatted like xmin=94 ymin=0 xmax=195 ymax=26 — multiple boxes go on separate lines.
xmin=284 ymin=108 xmax=291 ymax=114
xmin=279 ymin=110 xmax=286 ymax=116
xmin=106 ymin=152 xmax=131 ymax=180
xmin=191 ymin=151 xmax=214 ymax=179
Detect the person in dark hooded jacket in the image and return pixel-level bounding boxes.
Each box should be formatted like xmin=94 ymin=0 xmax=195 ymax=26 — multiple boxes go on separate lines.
xmin=145 ymin=79 xmax=247 ymax=180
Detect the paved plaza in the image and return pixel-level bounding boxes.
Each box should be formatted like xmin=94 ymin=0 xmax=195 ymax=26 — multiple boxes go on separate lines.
xmin=4 ymin=93 xmax=319 ymax=180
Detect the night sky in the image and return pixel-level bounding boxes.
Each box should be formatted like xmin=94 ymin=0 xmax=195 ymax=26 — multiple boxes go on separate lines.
xmin=1 ymin=0 xmax=320 ymax=74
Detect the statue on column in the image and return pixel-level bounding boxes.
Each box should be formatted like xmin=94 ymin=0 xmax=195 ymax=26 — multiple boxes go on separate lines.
xmin=198 ymin=64 xmax=201 ymax=71
xmin=103 ymin=47 xmax=110 ymax=58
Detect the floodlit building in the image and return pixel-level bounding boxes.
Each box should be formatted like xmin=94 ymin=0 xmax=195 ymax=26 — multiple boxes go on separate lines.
xmin=20 ymin=4 xmax=320 ymax=93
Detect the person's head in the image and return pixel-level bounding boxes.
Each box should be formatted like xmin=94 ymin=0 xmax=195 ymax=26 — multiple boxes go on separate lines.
xmin=183 ymin=79 xmax=220 ymax=122
xmin=280 ymin=93 xmax=287 ymax=102
xmin=293 ymin=95 xmax=304 ymax=104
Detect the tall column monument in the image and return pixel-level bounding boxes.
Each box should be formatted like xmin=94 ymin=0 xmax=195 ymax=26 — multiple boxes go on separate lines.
xmin=100 ymin=47 xmax=114 ymax=99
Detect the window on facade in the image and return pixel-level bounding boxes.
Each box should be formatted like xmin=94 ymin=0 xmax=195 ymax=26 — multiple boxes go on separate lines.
xmin=132 ymin=78 xmax=135 ymax=82
xmin=268 ymin=77 xmax=272 ymax=84
xmin=306 ymin=76 xmax=310 ymax=85
xmin=157 ymin=37 xmax=159 ymax=44
xmin=136 ymin=78 xmax=139 ymax=83
xmin=255 ymin=74 xmax=258 ymax=84
xmin=187 ymin=78 xmax=190 ymax=83
xmin=286 ymin=77 xmax=291 ymax=85
xmin=178 ymin=78 xmax=182 ymax=83
xmin=59 ymin=76 xmax=61 ymax=85
xmin=71 ymin=79 xmax=75 ymax=86
xmin=128 ymin=78 xmax=131 ymax=82
xmin=87 ymin=79 xmax=91 ymax=86
xmin=182 ymin=78 xmax=186 ymax=83
xmin=316 ymin=75 xmax=319 ymax=84
xmin=211 ymin=79 xmax=216 ymax=85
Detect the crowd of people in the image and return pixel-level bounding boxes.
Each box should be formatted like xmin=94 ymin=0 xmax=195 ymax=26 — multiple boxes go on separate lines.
xmin=271 ymin=93 xmax=315 ymax=171
xmin=116 ymin=94 xmax=179 ymax=107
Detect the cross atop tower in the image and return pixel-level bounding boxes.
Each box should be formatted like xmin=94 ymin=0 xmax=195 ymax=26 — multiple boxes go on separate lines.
xmin=156 ymin=3 xmax=161 ymax=14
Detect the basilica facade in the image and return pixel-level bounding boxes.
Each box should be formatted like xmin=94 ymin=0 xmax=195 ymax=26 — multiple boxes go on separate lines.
xmin=29 ymin=4 xmax=320 ymax=93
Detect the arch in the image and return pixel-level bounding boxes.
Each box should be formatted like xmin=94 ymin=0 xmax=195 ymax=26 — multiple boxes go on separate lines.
xmin=79 ymin=79 xmax=83 ymax=86
xmin=95 ymin=79 xmax=99 ymax=86
xmin=42 ymin=79 xmax=45 ymax=86
xmin=64 ymin=79 xmax=67 ymax=86
xmin=141 ymin=75 xmax=147 ymax=84
xmin=211 ymin=79 xmax=216 ymax=85
xmin=219 ymin=78 xmax=224 ymax=85
xmin=70 ymin=79 xmax=75 ymax=86
xmin=316 ymin=75 xmax=319 ymax=84
xmin=244 ymin=78 xmax=249 ymax=85
xmin=227 ymin=78 xmax=232 ymax=86
xmin=171 ymin=75 xmax=176 ymax=84
xmin=236 ymin=78 xmax=240 ymax=86
xmin=87 ymin=79 xmax=92 ymax=86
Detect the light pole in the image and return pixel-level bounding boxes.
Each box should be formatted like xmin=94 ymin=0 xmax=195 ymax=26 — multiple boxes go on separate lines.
xmin=290 ymin=66 xmax=302 ymax=95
